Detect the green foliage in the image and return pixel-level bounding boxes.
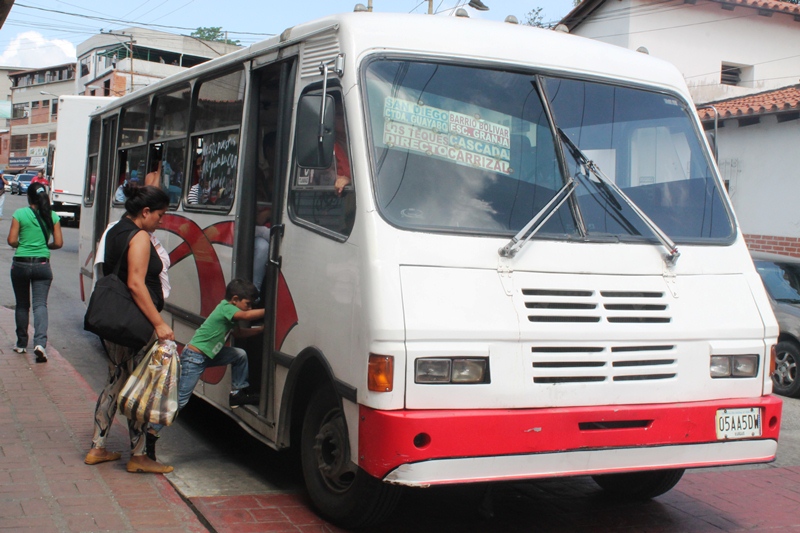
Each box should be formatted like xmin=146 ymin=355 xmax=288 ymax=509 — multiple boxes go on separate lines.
xmin=523 ymin=7 xmax=547 ymax=28
xmin=190 ymin=27 xmax=241 ymax=46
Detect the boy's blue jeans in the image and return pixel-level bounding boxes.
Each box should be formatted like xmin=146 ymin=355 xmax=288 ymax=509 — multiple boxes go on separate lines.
xmin=151 ymin=344 xmax=250 ymax=433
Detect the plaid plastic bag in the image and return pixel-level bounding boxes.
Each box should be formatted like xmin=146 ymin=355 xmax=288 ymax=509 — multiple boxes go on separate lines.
xmin=118 ymin=340 xmax=180 ymax=426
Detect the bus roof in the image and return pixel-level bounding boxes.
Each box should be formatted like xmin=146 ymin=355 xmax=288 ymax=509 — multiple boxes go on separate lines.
xmin=93 ymin=12 xmax=690 ymax=115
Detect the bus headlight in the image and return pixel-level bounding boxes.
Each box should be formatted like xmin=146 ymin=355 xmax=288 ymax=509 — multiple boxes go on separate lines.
xmin=710 ymin=355 xmax=758 ymax=378
xmin=732 ymin=355 xmax=759 ymax=377
xmin=416 ymin=358 xmax=489 ymax=384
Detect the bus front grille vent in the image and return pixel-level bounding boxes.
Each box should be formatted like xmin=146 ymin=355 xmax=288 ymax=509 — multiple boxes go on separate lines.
xmin=300 ymin=34 xmax=341 ymax=78
xmin=530 ymin=345 xmax=677 ymax=384
xmin=521 ymin=288 xmax=671 ymax=324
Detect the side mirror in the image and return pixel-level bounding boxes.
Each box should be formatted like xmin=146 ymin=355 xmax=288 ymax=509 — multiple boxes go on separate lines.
xmin=296 ymin=94 xmax=335 ymax=169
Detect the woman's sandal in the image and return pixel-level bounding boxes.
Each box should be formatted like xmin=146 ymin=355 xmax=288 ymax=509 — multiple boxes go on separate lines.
xmin=84 ymin=449 xmax=122 ymax=465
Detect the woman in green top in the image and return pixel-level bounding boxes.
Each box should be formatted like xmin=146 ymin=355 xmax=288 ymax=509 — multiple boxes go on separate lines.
xmin=6 ymin=183 xmax=63 ymax=362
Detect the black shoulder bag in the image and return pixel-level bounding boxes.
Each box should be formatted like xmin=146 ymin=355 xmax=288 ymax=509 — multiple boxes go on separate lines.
xmin=84 ymin=229 xmax=155 ymax=350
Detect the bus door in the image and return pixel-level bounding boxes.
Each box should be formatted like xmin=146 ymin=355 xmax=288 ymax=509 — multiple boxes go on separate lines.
xmin=94 ymin=115 xmax=118 ymax=254
xmin=234 ymin=57 xmax=296 ymax=424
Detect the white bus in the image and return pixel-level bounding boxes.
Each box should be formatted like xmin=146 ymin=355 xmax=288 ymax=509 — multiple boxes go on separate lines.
xmin=47 ymin=95 xmax=116 ymax=225
xmin=78 ymin=12 xmax=782 ymax=528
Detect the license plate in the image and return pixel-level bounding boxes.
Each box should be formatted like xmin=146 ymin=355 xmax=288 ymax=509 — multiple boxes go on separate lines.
xmin=715 ymin=407 xmax=761 ymax=440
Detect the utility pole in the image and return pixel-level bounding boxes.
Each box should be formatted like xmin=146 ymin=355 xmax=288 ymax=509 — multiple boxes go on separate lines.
xmin=103 ymin=31 xmax=136 ymax=94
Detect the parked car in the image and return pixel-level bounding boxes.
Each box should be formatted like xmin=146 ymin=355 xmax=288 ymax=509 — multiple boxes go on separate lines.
xmin=2 ymin=175 xmax=9 ymax=192
xmin=11 ymin=173 xmax=35 ymax=195
xmin=752 ymin=252 xmax=800 ymax=397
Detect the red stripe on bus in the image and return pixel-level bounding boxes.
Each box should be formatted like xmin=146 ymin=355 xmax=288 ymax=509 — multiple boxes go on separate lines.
xmin=358 ymin=395 xmax=782 ymax=479
xmin=160 ymin=214 xmax=228 ymax=316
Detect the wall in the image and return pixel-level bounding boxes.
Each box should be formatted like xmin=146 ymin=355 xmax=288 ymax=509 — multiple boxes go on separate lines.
xmin=571 ymin=0 xmax=800 ymax=104
xmin=716 ymin=114 xmax=800 ymax=256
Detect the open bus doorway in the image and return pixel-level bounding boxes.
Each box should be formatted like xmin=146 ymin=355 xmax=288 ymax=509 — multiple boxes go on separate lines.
xmin=232 ymin=59 xmax=293 ymax=423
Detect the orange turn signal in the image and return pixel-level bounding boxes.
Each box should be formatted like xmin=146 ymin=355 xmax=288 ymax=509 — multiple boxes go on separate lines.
xmin=368 ymin=354 xmax=394 ymax=392
xmin=770 ymin=344 xmax=777 ymax=376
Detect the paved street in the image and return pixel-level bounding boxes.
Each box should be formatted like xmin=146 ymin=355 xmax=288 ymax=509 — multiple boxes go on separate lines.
xmin=3 ymin=191 xmax=800 ymax=532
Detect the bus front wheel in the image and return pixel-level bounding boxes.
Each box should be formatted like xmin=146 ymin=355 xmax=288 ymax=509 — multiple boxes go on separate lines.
xmin=591 ymin=468 xmax=684 ymax=500
xmin=300 ymin=387 xmax=400 ymax=528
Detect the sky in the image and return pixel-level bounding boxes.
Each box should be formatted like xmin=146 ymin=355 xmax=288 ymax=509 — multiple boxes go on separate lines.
xmin=0 ymin=0 xmax=576 ymax=69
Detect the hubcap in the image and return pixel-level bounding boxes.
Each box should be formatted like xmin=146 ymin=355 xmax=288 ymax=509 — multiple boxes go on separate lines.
xmin=774 ymin=349 xmax=797 ymax=388
xmin=313 ymin=408 xmax=357 ymax=493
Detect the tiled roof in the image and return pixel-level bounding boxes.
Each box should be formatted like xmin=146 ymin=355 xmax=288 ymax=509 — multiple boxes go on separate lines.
xmin=562 ymin=0 xmax=800 ymax=31
xmin=712 ymin=0 xmax=800 ymax=16
xmin=697 ymin=85 xmax=800 ymax=121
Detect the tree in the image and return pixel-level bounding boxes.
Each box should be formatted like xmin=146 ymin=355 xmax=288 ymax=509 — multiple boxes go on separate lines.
xmin=190 ymin=27 xmax=240 ymax=46
xmin=523 ymin=7 xmax=547 ymax=28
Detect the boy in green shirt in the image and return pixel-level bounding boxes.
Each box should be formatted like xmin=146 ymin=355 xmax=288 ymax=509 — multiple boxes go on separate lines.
xmin=177 ymin=279 xmax=264 ymax=409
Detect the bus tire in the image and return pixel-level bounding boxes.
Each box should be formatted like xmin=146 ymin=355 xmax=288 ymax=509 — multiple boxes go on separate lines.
xmin=591 ymin=468 xmax=684 ymax=500
xmin=300 ymin=387 xmax=400 ymax=528
xmin=772 ymin=341 xmax=800 ymax=397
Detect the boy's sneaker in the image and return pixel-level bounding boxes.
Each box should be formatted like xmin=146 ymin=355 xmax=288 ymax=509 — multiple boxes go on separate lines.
xmin=13 ymin=346 xmax=26 ymax=354
xmin=230 ymin=389 xmax=259 ymax=408
xmin=34 ymin=345 xmax=47 ymax=363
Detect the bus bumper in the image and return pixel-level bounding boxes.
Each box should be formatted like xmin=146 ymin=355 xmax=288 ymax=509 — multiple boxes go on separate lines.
xmin=358 ymin=395 xmax=782 ymax=487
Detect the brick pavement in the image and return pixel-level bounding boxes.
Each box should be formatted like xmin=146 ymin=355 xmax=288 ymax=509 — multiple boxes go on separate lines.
xmin=0 ymin=306 xmax=207 ymax=533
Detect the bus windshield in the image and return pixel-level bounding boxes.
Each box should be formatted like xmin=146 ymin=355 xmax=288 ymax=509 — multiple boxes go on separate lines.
xmin=364 ymin=59 xmax=733 ymax=242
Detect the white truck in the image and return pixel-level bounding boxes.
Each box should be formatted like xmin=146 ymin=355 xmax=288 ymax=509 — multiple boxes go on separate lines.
xmin=47 ymin=95 xmax=115 ymax=226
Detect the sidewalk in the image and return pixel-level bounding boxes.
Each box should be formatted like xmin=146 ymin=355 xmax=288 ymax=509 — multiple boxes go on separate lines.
xmin=0 ymin=306 xmax=208 ymax=532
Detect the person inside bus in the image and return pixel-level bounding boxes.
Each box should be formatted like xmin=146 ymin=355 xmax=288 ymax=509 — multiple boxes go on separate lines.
xmin=145 ymin=147 xmax=162 ymax=188
xmin=253 ymin=131 xmax=275 ymax=294
xmin=333 ymin=110 xmax=351 ymax=197
xmin=187 ymin=154 xmax=207 ymax=205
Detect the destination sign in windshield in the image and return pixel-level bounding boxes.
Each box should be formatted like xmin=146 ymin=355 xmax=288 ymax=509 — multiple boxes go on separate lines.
xmin=382 ymin=97 xmax=512 ymax=175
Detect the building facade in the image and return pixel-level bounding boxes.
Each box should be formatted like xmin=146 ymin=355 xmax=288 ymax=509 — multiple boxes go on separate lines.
xmin=77 ymin=27 xmax=240 ymax=96
xmin=8 ymin=63 xmax=76 ymax=172
xmin=0 ymin=65 xmax=21 ymax=170
xmin=561 ymin=0 xmax=800 ymax=105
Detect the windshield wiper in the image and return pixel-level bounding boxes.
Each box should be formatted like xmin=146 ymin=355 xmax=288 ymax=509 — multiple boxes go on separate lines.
xmin=557 ymin=129 xmax=680 ymax=266
xmin=498 ymin=177 xmax=577 ymax=258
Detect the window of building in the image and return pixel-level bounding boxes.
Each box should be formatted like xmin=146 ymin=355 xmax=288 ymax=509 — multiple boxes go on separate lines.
xmin=80 ymin=57 xmax=91 ymax=78
xmin=51 ymin=100 xmax=58 ymax=116
xmin=31 ymin=101 xmax=39 ymax=109
xmin=721 ymin=63 xmax=753 ymax=87
xmin=11 ymin=135 xmax=27 ymax=151
xmin=721 ymin=64 xmax=740 ymax=86
xmin=12 ymin=103 xmax=27 ymax=119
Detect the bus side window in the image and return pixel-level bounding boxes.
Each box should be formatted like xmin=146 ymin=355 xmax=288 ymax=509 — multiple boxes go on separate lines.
xmin=290 ymin=92 xmax=355 ymax=237
xmin=152 ymin=85 xmax=190 ymax=207
xmin=114 ymin=100 xmax=149 ymax=203
xmin=184 ymin=68 xmax=244 ymax=211
xmin=84 ymin=117 xmax=100 ymax=205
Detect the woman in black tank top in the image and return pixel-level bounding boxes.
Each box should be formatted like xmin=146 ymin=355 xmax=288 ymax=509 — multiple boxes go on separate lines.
xmin=85 ymin=185 xmax=175 ymax=474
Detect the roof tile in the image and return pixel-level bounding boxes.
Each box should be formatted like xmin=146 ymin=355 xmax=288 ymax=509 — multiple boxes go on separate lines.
xmin=697 ymin=84 xmax=800 ymax=120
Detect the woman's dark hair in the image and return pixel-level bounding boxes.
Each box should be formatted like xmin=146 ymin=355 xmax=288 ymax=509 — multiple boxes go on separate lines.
xmin=122 ymin=184 xmax=169 ymax=216
xmin=27 ymin=183 xmax=54 ymax=236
